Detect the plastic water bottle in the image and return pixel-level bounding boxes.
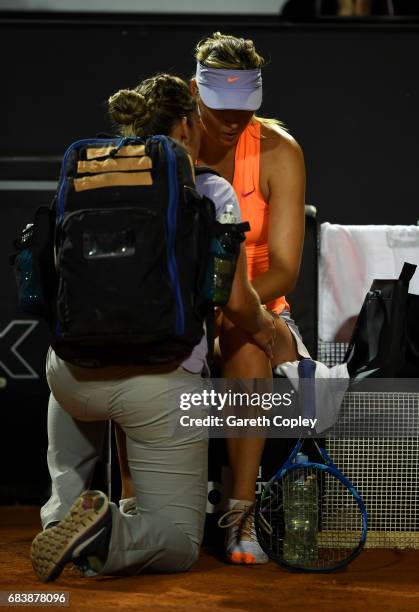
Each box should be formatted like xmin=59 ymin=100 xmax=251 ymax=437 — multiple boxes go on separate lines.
xmin=14 ymin=223 xmax=44 ymax=315
xmin=204 ymin=203 xmax=238 ymax=305
xmin=282 ymin=452 xmax=318 ymax=565
xmin=218 ymin=203 xmax=236 ymax=225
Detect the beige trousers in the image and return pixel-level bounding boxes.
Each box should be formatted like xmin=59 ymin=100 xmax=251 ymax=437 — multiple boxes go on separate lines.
xmin=43 ymin=348 xmax=208 ymax=575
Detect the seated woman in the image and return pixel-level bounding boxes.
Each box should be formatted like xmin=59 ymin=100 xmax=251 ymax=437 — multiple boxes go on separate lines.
xmin=190 ymin=32 xmax=310 ymax=564
xmin=31 ymin=74 xmax=276 ymax=582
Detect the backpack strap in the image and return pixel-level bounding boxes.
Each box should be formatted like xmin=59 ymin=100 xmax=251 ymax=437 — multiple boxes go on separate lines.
xmin=195 ymin=165 xmax=219 ymax=373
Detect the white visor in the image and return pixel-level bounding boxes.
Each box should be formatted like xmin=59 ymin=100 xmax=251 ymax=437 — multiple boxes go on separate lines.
xmin=196 ymin=62 xmax=262 ymax=111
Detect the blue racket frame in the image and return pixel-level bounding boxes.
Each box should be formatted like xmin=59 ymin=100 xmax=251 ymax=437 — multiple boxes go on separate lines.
xmin=256 ymin=358 xmax=368 ymax=572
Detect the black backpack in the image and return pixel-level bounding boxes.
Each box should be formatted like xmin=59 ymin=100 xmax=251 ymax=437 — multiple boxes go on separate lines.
xmin=12 ymin=136 xmax=219 ymax=366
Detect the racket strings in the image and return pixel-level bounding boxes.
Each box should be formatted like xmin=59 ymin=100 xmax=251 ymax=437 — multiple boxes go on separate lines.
xmin=257 ymin=467 xmax=365 ymax=570
xmin=258 ymin=491 xmax=280 ymax=535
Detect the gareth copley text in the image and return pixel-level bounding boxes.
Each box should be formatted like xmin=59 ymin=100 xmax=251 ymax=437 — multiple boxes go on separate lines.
xmin=179 ymin=414 xmax=318 ymax=429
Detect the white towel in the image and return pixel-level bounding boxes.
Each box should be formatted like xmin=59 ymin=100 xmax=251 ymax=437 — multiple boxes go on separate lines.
xmin=274 ymin=360 xmax=350 ymax=434
xmin=319 ymin=223 xmax=419 ymax=342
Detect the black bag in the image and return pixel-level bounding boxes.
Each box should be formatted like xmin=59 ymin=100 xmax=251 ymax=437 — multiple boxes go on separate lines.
xmin=11 ymin=136 xmax=247 ymax=368
xmin=344 ymin=262 xmax=419 ymax=378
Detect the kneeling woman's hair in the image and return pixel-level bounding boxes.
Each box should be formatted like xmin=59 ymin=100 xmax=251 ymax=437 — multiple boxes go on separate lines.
xmin=108 ymin=74 xmax=197 ymax=138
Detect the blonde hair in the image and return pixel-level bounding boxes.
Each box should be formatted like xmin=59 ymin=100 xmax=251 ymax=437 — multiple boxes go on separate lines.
xmin=195 ymin=32 xmax=284 ymax=130
xmin=108 ymin=74 xmax=197 ymax=137
xmin=195 ymin=31 xmax=266 ymax=70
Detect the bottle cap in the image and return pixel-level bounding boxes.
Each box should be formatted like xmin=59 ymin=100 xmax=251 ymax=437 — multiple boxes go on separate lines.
xmin=295 ymin=452 xmax=308 ymax=464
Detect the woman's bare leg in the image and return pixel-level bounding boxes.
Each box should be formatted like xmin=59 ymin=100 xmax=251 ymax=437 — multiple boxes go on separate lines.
xmin=220 ymin=314 xmax=299 ymax=501
xmin=218 ymin=314 xmax=299 ymax=563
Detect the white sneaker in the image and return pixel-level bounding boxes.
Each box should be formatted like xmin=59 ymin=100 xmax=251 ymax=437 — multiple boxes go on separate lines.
xmin=218 ymin=499 xmax=269 ymax=564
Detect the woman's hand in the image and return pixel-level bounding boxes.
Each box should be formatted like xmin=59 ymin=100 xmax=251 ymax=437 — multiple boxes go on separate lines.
xmin=250 ymin=307 xmax=277 ymax=359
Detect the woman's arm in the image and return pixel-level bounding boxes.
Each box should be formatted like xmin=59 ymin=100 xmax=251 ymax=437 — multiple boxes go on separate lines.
xmin=252 ymin=127 xmax=306 ymax=303
xmin=222 ymin=244 xmax=276 ymax=356
xmin=197 ymin=172 xmax=276 ymax=354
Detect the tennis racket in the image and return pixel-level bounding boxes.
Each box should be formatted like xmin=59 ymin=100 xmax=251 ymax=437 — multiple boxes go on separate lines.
xmin=255 ymin=358 xmax=367 ymax=572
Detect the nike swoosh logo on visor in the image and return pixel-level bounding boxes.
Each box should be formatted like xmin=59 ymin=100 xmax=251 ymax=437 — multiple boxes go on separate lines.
xmin=227 ymin=77 xmax=240 ymax=83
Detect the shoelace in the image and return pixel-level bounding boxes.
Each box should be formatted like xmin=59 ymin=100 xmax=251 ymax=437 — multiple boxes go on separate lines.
xmin=217 ymin=505 xmax=256 ymax=541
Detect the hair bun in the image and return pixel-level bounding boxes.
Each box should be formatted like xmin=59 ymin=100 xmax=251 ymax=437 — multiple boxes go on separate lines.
xmin=108 ymin=89 xmax=148 ymax=126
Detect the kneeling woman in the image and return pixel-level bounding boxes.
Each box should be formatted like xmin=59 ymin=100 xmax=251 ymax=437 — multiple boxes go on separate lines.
xmin=31 ymin=74 xmax=276 ymax=582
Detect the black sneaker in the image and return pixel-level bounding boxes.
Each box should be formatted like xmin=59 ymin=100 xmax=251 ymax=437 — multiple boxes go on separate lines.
xmin=31 ymin=490 xmax=111 ymax=582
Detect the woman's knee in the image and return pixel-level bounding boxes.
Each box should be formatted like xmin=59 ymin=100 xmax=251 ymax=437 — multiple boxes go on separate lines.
xmin=220 ymin=326 xmax=271 ymax=377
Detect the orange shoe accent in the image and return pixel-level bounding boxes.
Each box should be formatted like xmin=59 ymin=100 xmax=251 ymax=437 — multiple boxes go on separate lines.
xmin=228 ymin=551 xmax=257 ymax=565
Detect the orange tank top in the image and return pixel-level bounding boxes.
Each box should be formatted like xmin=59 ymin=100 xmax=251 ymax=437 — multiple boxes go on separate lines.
xmin=233 ymin=120 xmax=289 ymax=314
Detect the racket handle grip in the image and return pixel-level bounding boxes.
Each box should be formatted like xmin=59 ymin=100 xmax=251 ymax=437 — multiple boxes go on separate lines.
xmin=298 ymin=358 xmax=316 ymax=423
xmin=298 ymin=358 xmax=316 ymax=379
